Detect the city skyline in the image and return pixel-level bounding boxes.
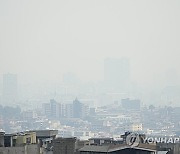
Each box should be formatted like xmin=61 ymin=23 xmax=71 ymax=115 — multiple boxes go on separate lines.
xmin=0 ymin=1 xmax=180 ymax=154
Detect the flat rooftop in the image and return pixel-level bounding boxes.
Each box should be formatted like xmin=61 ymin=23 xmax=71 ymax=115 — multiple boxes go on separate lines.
xmin=28 ymin=130 xmax=58 ymax=137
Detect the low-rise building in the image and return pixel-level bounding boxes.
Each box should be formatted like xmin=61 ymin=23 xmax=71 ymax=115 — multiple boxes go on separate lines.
xmin=53 ymin=137 xmax=77 ymax=154
xmin=4 ymin=132 xmax=36 ymax=147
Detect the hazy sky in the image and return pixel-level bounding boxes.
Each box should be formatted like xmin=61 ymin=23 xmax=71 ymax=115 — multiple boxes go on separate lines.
xmin=0 ymin=0 xmax=180 ymax=85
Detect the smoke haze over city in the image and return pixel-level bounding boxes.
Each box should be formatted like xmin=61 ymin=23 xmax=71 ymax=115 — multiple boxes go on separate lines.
xmin=0 ymin=1 xmax=180 ymax=154
xmin=0 ymin=0 xmax=180 ymax=86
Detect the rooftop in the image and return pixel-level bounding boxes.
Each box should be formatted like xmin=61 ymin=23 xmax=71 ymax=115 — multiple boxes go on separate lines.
xmin=79 ymin=143 xmax=157 ymax=153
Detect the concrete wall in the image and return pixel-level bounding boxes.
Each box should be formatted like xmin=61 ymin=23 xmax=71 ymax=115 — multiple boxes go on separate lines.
xmin=173 ymin=144 xmax=180 ymax=154
xmin=0 ymin=144 xmax=40 ymax=154
xmin=157 ymin=143 xmax=180 ymax=154
xmin=53 ymin=137 xmax=76 ymax=154
xmin=0 ymin=133 xmax=4 ymax=147
xmin=0 ymin=147 xmax=26 ymax=154
xmin=26 ymin=144 xmax=40 ymax=154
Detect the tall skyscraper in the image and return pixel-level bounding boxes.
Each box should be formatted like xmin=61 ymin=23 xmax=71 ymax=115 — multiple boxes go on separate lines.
xmin=104 ymin=58 xmax=130 ymax=92
xmin=42 ymin=103 xmax=51 ymax=117
xmin=73 ymin=98 xmax=82 ymax=118
xmin=65 ymin=103 xmax=73 ymax=118
xmin=2 ymin=73 xmax=18 ymax=105
xmin=50 ymin=99 xmax=60 ymax=119
xmin=43 ymin=100 xmax=63 ymax=119
xmin=73 ymin=98 xmax=89 ymax=119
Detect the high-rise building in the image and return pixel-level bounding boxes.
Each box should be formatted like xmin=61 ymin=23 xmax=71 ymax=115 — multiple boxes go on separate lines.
xmin=73 ymin=98 xmax=89 ymax=119
xmin=65 ymin=104 xmax=73 ymax=118
xmin=43 ymin=99 xmax=89 ymax=119
xmin=50 ymin=99 xmax=60 ymax=119
xmin=104 ymin=58 xmax=130 ymax=92
xmin=73 ymin=98 xmax=83 ymax=118
xmin=2 ymin=73 xmax=18 ymax=105
xmin=43 ymin=99 xmax=62 ymax=119
xmin=42 ymin=103 xmax=51 ymax=117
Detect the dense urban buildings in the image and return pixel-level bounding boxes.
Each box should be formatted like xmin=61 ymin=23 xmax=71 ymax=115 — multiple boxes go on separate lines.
xmin=0 ymin=130 xmax=178 ymax=154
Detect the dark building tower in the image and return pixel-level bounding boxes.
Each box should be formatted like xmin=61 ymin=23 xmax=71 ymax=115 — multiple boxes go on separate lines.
xmin=2 ymin=73 xmax=18 ymax=105
xmin=43 ymin=99 xmax=63 ymax=119
xmin=42 ymin=103 xmax=51 ymax=118
xmin=73 ymin=98 xmax=82 ymax=118
xmin=50 ymin=99 xmax=59 ymax=119
xmin=104 ymin=58 xmax=130 ymax=92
